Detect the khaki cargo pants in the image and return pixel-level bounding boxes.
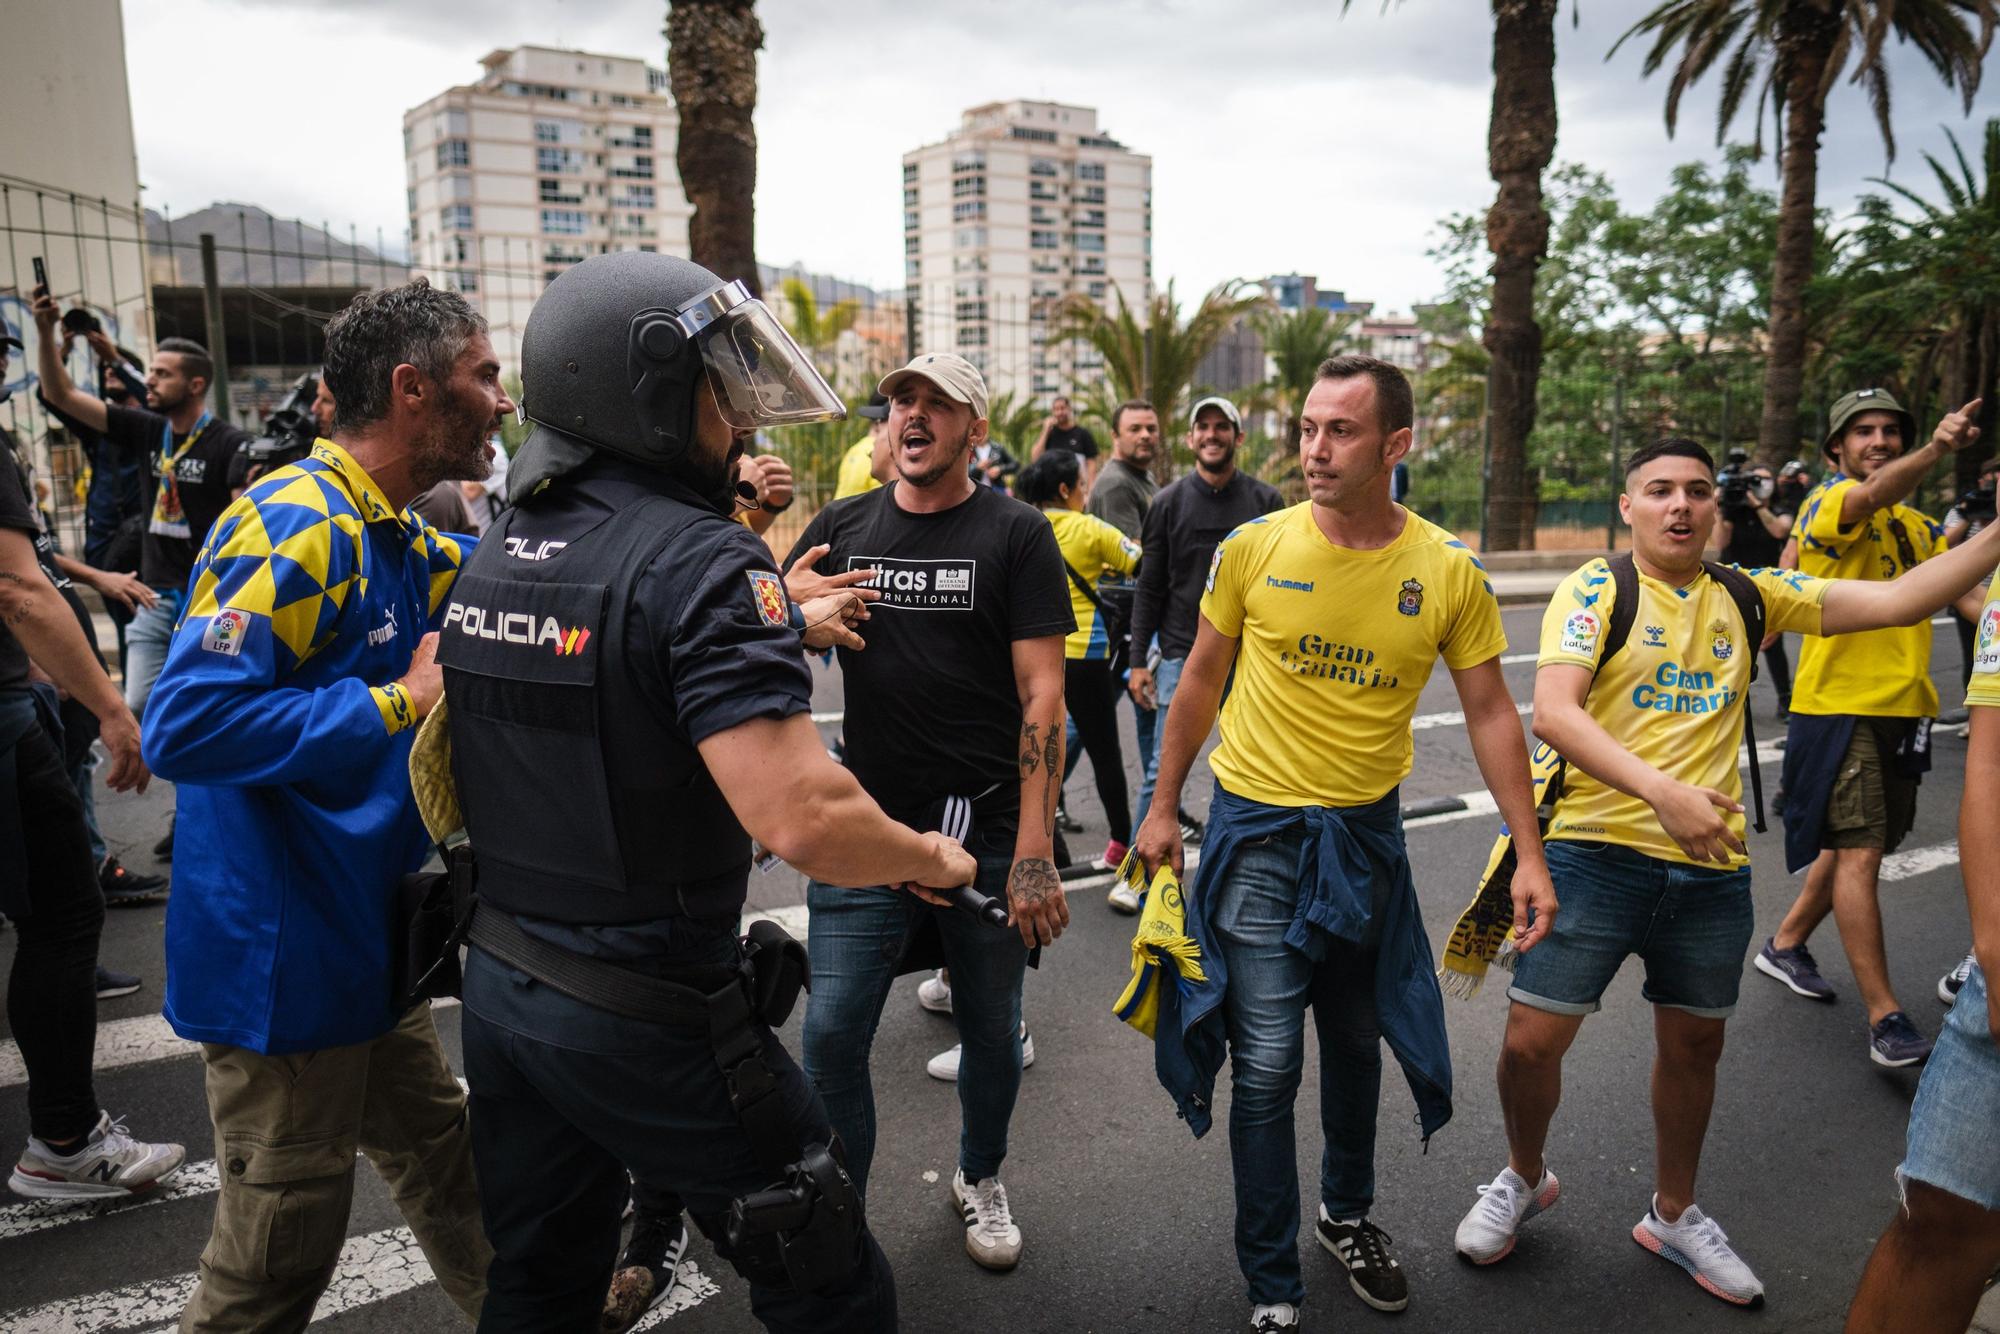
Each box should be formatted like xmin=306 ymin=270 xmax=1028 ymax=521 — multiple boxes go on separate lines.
xmin=179 ymin=1003 xmax=490 ymax=1332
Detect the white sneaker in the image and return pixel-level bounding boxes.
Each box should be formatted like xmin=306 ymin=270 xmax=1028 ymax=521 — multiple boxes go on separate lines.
xmin=1454 ymin=1163 xmax=1560 ymax=1264
xmin=926 ymin=1025 xmax=1034 ymax=1081
xmin=1250 ymin=1303 xmax=1299 ymax=1330
xmin=951 ymin=1168 xmax=1022 ymax=1270
xmin=1632 ymin=1199 xmax=1765 ymax=1307
xmin=917 ymin=969 xmax=953 ymax=1014
xmin=9 ymin=1111 xmax=185 ymax=1200
xmin=1106 ymin=881 xmax=1141 ymax=914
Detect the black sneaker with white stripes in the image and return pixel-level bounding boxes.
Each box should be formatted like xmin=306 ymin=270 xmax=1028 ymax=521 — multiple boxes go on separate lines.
xmin=1316 ymin=1208 xmax=1409 ymax=1312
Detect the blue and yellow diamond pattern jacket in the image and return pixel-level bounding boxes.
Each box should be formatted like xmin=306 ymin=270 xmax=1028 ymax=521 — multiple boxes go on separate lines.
xmin=142 ymin=440 xmax=469 ymax=1054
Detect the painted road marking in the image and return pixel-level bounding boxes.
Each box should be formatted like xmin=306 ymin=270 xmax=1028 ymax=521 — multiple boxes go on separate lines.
xmin=0 ymin=998 xmax=459 ymax=1091
xmin=0 ymin=1159 xmax=222 ymax=1242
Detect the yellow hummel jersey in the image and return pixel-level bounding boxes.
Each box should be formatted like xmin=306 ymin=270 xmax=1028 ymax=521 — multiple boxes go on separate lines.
xmin=1965 ymin=582 xmax=2000 ymax=710
xmin=834 ymin=437 xmax=883 ymax=499
xmin=1538 ymin=559 xmax=1828 ymax=866
xmin=1791 ymin=476 xmax=1943 ymax=718
xmin=1199 ymin=504 xmax=1506 ymax=808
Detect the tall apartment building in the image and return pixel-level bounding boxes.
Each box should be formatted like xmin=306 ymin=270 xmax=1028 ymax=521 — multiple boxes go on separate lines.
xmin=903 ymin=101 xmax=1151 ymax=404
xmin=403 ymin=45 xmax=691 ymax=364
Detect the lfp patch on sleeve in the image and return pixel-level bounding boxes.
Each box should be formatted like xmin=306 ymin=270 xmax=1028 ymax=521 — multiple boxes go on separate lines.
xmin=201 ymin=609 xmax=250 ymax=656
xmin=1205 ymin=543 xmax=1224 ymax=593
xmin=1560 ymin=609 xmax=1600 ymax=657
xmin=747 ymin=570 xmax=788 ymax=628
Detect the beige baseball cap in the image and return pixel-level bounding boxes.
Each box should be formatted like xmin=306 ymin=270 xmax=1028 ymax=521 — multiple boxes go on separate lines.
xmin=878 ymin=352 xmax=989 ymax=420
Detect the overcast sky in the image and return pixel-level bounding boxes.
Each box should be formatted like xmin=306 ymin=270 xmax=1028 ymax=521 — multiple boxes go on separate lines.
xmin=124 ymin=0 xmax=1996 ymax=313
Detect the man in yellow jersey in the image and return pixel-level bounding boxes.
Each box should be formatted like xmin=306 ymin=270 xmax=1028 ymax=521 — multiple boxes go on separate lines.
xmin=1756 ymin=391 xmax=1985 ymax=1066
xmin=1134 ymin=355 xmax=1554 ymax=1333
xmin=1454 ymin=436 xmax=2000 ymax=1309
xmin=1846 ymin=581 xmax=2000 ymax=1334
xmin=832 ymin=394 xmax=892 ymax=499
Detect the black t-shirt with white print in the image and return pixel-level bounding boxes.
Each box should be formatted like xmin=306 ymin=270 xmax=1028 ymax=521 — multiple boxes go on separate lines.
xmin=788 ymin=482 xmax=1074 ymax=847
xmin=103 ymin=403 xmax=249 ymax=591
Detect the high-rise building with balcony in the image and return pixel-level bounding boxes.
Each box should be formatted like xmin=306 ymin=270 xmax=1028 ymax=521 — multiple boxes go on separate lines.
xmin=903 ymin=101 xmax=1151 ymax=405
xmin=403 ymin=45 xmax=691 ymax=364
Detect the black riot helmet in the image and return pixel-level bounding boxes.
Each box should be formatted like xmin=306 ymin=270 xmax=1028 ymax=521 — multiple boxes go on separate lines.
xmin=518 ymin=251 xmax=844 ymax=471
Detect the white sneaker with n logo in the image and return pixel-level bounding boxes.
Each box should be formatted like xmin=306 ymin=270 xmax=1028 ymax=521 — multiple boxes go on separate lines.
xmin=9 ymin=1110 xmax=186 ymax=1200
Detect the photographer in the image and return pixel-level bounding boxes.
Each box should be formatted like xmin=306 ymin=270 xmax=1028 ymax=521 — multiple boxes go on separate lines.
xmin=1942 ymin=458 xmax=2000 ymax=704
xmin=1716 ymin=453 xmax=1797 ymax=717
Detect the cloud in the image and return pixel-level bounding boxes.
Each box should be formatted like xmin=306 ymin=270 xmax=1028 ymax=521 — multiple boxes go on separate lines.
xmin=121 ymin=0 xmax=1996 ymax=316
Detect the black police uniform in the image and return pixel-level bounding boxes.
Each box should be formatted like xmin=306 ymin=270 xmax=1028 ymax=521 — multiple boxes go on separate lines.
xmin=443 ymin=452 xmax=895 ymax=1332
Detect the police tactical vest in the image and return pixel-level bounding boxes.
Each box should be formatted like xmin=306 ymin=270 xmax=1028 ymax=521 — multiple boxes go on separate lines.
xmin=439 ymin=471 xmax=748 ymax=923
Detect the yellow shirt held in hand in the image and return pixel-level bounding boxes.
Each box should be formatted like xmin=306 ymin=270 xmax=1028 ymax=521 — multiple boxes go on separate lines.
xmin=1964 ymin=582 xmax=2000 ymax=710
xmin=1538 ymin=558 xmax=1829 ymax=866
xmin=1790 ymin=475 xmax=1943 ymax=718
xmin=1046 ymin=507 xmax=1141 ymax=661
xmin=834 ymin=437 xmax=883 ymax=500
xmin=1200 ymin=504 xmax=1507 ymax=808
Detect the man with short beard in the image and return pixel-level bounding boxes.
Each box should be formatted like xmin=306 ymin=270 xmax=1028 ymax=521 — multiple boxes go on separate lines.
xmin=1125 ymin=397 xmax=1282 ymax=867
xmin=33 ymin=299 xmax=252 ymax=862
xmin=1755 ymin=390 xmax=1985 ymax=1068
xmin=140 ymin=280 xmax=508 ymax=1329
xmin=787 ymin=352 xmax=1074 ymax=1272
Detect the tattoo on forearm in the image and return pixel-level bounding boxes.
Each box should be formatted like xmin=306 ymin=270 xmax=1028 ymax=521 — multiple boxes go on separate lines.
xmin=1042 ymin=729 xmax=1058 ymax=778
xmin=0 ymin=570 xmax=33 ymax=626
xmin=1020 ymin=722 xmax=1041 ymax=777
xmin=1010 ymin=857 xmax=1060 ymax=908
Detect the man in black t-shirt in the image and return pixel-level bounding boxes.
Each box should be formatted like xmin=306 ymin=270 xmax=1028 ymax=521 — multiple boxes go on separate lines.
xmin=1716 ymin=461 xmax=1798 ymax=715
xmin=1032 ymin=394 xmax=1099 ymax=487
xmin=786 ymin=351 xmax=1073 ymax=1272
xmin=33 ymin=295 xmax=248 ymax=718
xmin=0 ymin=365 xmax=186 ymax=1200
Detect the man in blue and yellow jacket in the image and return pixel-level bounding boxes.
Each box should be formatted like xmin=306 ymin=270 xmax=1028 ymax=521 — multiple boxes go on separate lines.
xmin=143 ymin=280 xmax=510 ymax=1331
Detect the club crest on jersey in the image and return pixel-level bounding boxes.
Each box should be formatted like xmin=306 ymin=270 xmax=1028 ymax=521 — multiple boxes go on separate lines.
xmin=1397 ymin=578 xmax=1424 ymax=617
xmin=201 ymin=609 xmax=249 ymax=657
xmin=748 ymin=570 xmax=788 ymax=627
xmin=1709 ymin=618 xmax=1734 ymax=661
xmin=1560 ymin=609 xmax=1599 ymax=657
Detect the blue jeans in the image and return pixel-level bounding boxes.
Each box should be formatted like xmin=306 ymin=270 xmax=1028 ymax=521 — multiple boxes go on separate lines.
xmin=802 ymin=855 xmax=1026 ymax=1194
xmin=1213 ymin=826 xmax=1383 ymax=1306
xmin=1132 ymin=655 xmax=1184 ymax=829
xmin=123 ymin=589 xmax=182 ymax=715
xmin=1511 ymin=840 xmax=1755 ymax=1019
xmin=463 ymin=940 xmax=896 ymax=1333
xmin=1901 ymin=963 xmax=2000 ymax=1210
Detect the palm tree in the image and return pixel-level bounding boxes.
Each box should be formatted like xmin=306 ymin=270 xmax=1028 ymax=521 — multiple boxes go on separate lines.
xmin=1482 ymin=0 xmax=1561 ymax=550
xmin=1864 ymin=117 xmax=2000 ymax=488
xmin=666 ymin=0 xmax=764 ymax=295
xmin=1251 ymin=304 xmax=1358 ymax=449
xmin=1051 ymin=279 xmax=1265 ymax=439
xmin=776 ymin=275 xmax=861 ymax=382
xmin=983 ymin=390 xmax=1045 ymax=459
xmin=1615 ymin=0 xmax=1998 ymax=468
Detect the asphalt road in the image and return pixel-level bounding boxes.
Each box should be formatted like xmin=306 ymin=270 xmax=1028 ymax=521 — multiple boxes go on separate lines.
xmin=2 ymin=604 xmax=1991 ymax=1333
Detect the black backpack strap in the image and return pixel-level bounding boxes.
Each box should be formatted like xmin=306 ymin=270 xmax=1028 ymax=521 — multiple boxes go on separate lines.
xmin=1063 ymin=559 xmax=1108 ymax=613
xmin=1704 ymin=561 xmax=1770 ymax=833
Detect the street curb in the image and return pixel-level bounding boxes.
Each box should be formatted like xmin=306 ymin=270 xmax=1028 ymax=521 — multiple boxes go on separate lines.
xmin=1401 ymin=795 xmax=1470 ymax=819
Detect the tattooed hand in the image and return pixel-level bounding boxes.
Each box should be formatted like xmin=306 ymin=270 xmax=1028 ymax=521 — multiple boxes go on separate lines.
xmin=1006 ymin=856 xmax=1069 ymax=947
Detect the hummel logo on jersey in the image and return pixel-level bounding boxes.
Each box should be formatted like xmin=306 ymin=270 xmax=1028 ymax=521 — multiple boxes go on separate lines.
xmin=1265 ymin=575 xmax=1314 ymax=592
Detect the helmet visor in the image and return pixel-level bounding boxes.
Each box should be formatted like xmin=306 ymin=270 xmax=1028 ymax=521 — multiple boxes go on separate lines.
xmin=688 ymin=290 xmax=845 ymax=429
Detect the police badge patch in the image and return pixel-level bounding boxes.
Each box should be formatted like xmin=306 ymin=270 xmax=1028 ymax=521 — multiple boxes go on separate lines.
xmin=747 ymin=570 xmax=788 ymax=628
xmin=1397 ymin=578 xmax=1424 ymax=617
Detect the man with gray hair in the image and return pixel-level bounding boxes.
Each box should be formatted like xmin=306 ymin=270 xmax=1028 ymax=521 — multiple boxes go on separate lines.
xmin=141 ymin=279 xmax=510 ymax=1328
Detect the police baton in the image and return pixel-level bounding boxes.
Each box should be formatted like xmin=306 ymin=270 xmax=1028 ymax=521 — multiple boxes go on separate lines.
xmin=943 ymin=882 xmax=1010 ymax=929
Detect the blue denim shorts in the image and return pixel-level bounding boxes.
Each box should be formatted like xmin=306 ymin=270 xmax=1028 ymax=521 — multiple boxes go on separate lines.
xmin=1508 ymin=840 xmax=1755 ymax=1019
xmin=1900 ymin=963 xmax=2000 ymax=1210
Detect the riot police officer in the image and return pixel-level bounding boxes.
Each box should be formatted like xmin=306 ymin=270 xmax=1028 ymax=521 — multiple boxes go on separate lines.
xmin=442 ymin=251 xmax=976 ymax=1332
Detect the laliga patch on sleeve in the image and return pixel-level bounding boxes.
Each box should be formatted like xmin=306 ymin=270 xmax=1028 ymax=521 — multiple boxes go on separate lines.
xmin=1205 ymin=544 xmax=1224 ymax=593
xmin=1974 ymin=606 xmax=2000 ymax=675
xmin=747 ymin=570 xmax=788 ymax=628
xmin=1560 ymin=609 xmax=1600 ymax=657
xmin=201 ymin=609 xmax=250 ymax=656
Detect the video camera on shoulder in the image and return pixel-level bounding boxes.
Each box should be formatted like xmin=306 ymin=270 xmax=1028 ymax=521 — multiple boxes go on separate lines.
xmin=241 ymin=372 xmax=322 ymax=472
xmin=1716 ymin=447 xmax=1755 ymax=509
xmin=1957 ymin=477 xmax=1998 ymax=527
